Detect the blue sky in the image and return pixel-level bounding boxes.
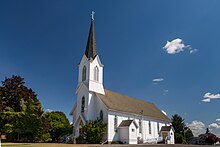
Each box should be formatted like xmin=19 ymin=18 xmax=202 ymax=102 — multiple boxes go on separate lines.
xmin=1 ymin=0 xmax=220 ymax=136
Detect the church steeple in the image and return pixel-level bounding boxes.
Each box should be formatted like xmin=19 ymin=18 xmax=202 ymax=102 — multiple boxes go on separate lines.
xmin=77 ymin=11 xmax=105 ymax=95
xmin=85 ymin=11 xmax=97 ymax=60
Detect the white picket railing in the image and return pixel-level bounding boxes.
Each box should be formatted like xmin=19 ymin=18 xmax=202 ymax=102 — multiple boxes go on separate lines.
xmin=145 ymin=136 xmax=163 ymax=144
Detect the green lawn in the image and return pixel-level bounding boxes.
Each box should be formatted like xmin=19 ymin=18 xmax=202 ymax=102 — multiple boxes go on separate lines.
xmin=2 ymin=143 xmax=31 ymax=147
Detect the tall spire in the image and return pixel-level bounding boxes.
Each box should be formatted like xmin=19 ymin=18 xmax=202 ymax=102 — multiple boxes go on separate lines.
xmin=85 ymin=11 xmax=97 ymax=59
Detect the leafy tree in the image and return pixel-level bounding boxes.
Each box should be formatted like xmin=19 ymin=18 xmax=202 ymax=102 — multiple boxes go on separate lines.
xmin=0 ymin=75 xmax=42 ymax=115
xmin=0 ymin=75 xmax=43 ymax=141
xmin=171 ymin=114 xmax=194 ymax=144
xmin=184 ymin=127 xmax=193 ymax=142
xmin=15 ymin=99 xmax=42 ymax=141
xmin=44 ymin=111 xmax=71 ymax=142
xmin=171 ymin=114 xmax=185 ymax=144
xmin=174 ymin=133 xmax=183 ymax=144
xmin=198 ymin=128 xmax=220 ymax=145
xmin=41 ymin=115 xmax=51 ymax=134
xmin=205 ymin=133 xmax=218 ymax=145
xmin=82 ymin=119 xmax=107 ymax=144
xmin=171 ymin=114 xmax=185 ymax=134
xmin=39 ymin=116 xmax=52 ymax=142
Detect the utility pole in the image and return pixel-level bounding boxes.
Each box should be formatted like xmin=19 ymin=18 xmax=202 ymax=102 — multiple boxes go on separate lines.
xmin=140 ymin=110 xmax=144 ymax=141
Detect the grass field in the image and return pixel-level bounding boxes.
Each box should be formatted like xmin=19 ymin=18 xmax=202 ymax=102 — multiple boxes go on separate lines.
xmin=1 ymin=143 xmax=97 ymax=147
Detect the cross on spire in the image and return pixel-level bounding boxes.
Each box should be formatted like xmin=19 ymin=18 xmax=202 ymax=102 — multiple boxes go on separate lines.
xmin=91 ymin=11 xmax=95 ymax=21
xmin=85 ymin=11 xmax=97 ymax=59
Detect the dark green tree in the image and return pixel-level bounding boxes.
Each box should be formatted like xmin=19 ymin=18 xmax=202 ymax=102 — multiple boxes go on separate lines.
xmin=184 ymin=127 xmax=193 ymax=143
xmin=175 ymin=133 xmax=184 ymax=144
xmin=171 ymin=114 xmax=185 ymax=134
xmin=44 ymin=111 xmax=71 ymax=142
xmin=171 ymin=114 xmax=189 ymax=144
xmin=0 ymin=75 xmax=42 ymax=115
xmin=12 ymin=99 xmax=43 ymax=141
xmin=40 ymin=115 xmax=51 ymax=142
xmin=0 ymin=75 xmax=43 ymax=141
xmin=171 ymin=114 xmax=194 ymax=144
xmin=82 ymin=119 xmax=107 ymax=144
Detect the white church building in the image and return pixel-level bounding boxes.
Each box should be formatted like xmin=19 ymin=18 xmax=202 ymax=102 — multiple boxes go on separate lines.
xmin=70 ymin=13 xmax=174 ymax=144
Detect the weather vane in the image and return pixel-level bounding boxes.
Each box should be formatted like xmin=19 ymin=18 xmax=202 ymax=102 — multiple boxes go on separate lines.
xmin=91 ymin=11 xmax=95 ymax=20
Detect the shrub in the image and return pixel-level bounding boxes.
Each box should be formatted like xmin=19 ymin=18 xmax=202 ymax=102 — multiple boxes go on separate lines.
xmin=41 ymin=133 xmax=51 ymax=142
xmin=82 ymin=119 xmax=107 ymax=144
xmin=76 ymin=135 xmax=85 ymax=144
xmin=175 ymin=133 xmax=184 ymax=144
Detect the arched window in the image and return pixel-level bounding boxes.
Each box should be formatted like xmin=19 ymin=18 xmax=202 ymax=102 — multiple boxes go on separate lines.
xmin=100 ymin=110 xmax=103 ymax=120
xmin=82 ymin=66 xmax=86 ymax=81
xmin=81 ymin=97 xmax=85 ymax=113
xmin=94 ymin=66 xmax=99 ymax=82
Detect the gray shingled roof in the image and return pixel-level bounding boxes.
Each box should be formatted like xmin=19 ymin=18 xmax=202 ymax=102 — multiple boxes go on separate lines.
xmin=118 ymin=120 xmax=133 ymax=127
xmin=96 ymin=89 xmax=171 ymax=122
xmin=85 ymin=20 xmax=97 ymax=59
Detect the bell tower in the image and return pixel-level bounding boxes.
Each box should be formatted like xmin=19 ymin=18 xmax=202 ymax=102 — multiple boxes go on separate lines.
xmin=77 ymin=11 xmax=105 ymax=95
xmin=73 ymin=11 xmax=105 ymax=137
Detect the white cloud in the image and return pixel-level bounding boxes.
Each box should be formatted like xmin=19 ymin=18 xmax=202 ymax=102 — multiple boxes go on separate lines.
xmin=187 ymin=120 xmax=206 ymax=137
xmin=202 ymin=99 xmax=210 ymax=103
xmin=202 ymin=92 xmax=220 ymax=102
xmin=204 ymin=92 xmax=220 ymax=99
xmin=188 ymin=119 xmax=220 ymax=137
xmin=163 ymin=89 xmax=169 ymax=93
xmin=209 ymin=123 xmax=220 ymax=129
xmin=163 ymin=38 xmax=196 ymax=54
xmin=187 ymin=119 xmax=220 ymax=137
xmin=209 ymin=120 xmax=220 ymax=137
xmin=162 ymin=89 xmax=169 ymax=95
xmin=45 ymin=108 xmax=53 ymax=112
xmin=152 ymin=78 xmax=164 ymax=82
xmin=163 ymin=38 xmax=187 ymax=54
xmin=190 ymin=49 xmax=198 ymax=54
